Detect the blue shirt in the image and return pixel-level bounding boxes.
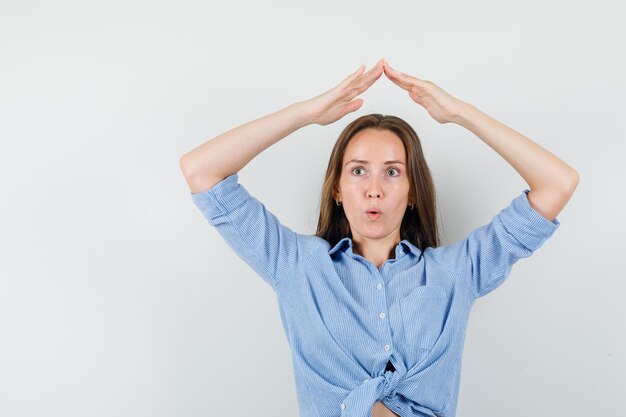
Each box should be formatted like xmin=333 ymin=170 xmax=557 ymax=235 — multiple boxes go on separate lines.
xmin=190 ymin=173 xmax=560 ymax=417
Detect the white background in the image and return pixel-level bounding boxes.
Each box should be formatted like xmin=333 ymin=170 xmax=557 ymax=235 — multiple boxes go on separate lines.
xmin=1 ymin=1 xmax=624 ymax=416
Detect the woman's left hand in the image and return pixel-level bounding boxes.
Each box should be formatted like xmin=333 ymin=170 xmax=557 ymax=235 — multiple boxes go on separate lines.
xmin=383 ymin=59 xmax=469 ymax=124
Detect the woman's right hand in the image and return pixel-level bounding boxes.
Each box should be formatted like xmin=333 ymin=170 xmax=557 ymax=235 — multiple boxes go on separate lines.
xmin=303 ymin=59 xmax=385 ymax=126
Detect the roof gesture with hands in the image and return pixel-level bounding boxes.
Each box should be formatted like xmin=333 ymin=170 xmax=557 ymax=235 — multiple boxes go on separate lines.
xmin=304 ymin=57 xmax=468 ymax=126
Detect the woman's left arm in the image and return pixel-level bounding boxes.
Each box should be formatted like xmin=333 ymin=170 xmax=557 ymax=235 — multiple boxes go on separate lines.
xmin=382 ymin=59 xmax=579 ymax=222
xmin=454 ymin=104 xmax=579 ymax=221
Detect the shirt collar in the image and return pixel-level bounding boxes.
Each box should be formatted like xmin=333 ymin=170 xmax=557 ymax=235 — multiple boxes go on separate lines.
xmin=328 ymin=237 xmax=421 ymax=258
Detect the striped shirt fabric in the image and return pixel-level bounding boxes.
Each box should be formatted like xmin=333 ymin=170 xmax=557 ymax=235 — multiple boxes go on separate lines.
xmin=190 ymin=173 xmax=560 ymax=417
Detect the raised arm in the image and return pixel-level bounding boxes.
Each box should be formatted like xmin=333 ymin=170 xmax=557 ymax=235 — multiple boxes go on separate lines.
xmin=179 ymin=59 xmax=386 ymax=193
xmin=452 ymin=104 xmax=579 ymax=221
xmin=382 ymin=59 xmax=580 ymax=222
xmin=179 ymin=102 xmax=311 ymax=193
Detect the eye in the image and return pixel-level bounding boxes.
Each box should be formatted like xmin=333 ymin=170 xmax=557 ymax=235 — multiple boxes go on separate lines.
xmin=386 ymin=168 xmax=400 ymax=176
xmin=351 ymin=167 xmax=365 ymax=176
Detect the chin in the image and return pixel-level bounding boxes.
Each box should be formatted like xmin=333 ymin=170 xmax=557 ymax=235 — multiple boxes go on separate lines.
xmin=355 ymin=227 xmax=390 ymax=239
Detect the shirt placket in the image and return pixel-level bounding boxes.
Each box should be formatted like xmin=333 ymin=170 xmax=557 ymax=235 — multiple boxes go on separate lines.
xmin=353 ymin=249 xmax=403 ymax=376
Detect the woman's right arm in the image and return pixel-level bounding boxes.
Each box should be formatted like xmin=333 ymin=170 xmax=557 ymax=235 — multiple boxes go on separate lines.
xmin=179 ymin=102 xmax=313 ymax=193
xmin=179 ymin=59 xmax=385 ymax=193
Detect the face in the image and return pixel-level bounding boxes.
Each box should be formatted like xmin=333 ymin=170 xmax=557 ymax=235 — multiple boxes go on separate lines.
xmin=335 ymin=128 xmax=411 ymax=244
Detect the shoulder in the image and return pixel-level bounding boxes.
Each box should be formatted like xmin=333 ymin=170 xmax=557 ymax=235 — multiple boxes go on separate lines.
xmin=298 ymin=234 xmax=332 ymax=253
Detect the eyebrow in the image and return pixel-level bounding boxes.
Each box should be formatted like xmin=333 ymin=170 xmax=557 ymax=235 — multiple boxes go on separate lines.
xmin=344 ymin=159 xmax=406 ymax=167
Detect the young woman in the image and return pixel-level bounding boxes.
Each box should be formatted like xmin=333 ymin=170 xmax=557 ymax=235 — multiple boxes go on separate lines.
xmin=180 ymin=58 xmax=579 ymax=417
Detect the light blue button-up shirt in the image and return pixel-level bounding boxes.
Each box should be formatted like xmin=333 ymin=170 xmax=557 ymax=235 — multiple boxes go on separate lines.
xmin=190 ymin=173 xmax=560 ymax=417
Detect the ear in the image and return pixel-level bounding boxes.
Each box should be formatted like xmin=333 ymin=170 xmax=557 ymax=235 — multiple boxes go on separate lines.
xmin=333 ymin=188 xmax=341 ymax=201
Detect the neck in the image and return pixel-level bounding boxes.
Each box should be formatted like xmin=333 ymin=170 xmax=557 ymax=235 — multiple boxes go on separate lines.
xmin=352 ymin=233 xmax=401 ymax=269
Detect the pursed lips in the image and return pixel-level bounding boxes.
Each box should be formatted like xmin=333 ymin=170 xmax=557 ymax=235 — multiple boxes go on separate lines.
xmin=366 ymin=207 xmax=382 ymax=220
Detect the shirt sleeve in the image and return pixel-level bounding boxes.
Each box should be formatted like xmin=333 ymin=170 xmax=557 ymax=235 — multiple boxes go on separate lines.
xmin=190 ymin=173 xmax=301 ymax=289
xmin=430 ymin=189 xmax=561 ymax=299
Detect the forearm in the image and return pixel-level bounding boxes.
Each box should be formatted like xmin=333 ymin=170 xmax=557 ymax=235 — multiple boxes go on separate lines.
xmin=455 ymin=104 xmax=579 ymax=191
xmin=180 ymin=101 xmax=313 ymax=193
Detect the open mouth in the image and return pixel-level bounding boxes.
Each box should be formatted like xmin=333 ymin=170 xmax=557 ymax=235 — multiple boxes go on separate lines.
xmin=367 ymin=209 xmax=381 ymax=220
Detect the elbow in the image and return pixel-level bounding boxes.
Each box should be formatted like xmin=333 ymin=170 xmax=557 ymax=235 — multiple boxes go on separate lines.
xmin=566 ymin=168 xmax=580 ymax=191
xmin=539 ymin=168 xmax=579 ymax=196
xmin=179 ymin=154 xmax=195 ymax=179
xmin=553 ymin=168 xmax=579 ymax=197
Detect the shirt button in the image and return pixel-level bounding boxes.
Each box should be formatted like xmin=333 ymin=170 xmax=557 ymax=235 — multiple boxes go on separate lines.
xmin=376 ymin=283 xmax=383 ymax=290
xmin=340 ymin=402 xmax=346 ymax=410
xmin=384 ymin=344 xmax=390 ymax=351
xmin=379 ymin=312 xmax=386 ymax=319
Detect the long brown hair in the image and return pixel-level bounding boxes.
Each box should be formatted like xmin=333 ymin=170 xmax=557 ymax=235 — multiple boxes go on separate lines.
xmin=315 ymin=114 xmax=440 ymax=251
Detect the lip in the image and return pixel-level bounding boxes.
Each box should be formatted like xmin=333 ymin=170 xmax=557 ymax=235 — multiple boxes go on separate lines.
xmin=367 ymin=211 xmax=381 ymax=220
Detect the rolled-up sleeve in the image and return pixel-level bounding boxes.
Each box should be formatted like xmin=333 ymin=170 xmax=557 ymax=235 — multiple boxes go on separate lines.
xmin=190 ymin=173 xmax=300 ymax=289
xmin=430 ymin=189 xmax=561 ymax=299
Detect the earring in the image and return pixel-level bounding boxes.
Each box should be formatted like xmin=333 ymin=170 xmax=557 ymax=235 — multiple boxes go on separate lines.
xmin=335 ymin=199 xmax=342 ymax=206
xmin=409 ymin=203 xmax=414 ymax=210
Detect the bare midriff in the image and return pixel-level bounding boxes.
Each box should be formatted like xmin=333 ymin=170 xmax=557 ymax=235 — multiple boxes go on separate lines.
xmin=371 ymin=401 xmax=400 ymax=417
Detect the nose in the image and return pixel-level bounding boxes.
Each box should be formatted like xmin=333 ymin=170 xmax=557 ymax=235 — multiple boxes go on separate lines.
xmin=367 ymin=178 xmax=383 ymax=199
